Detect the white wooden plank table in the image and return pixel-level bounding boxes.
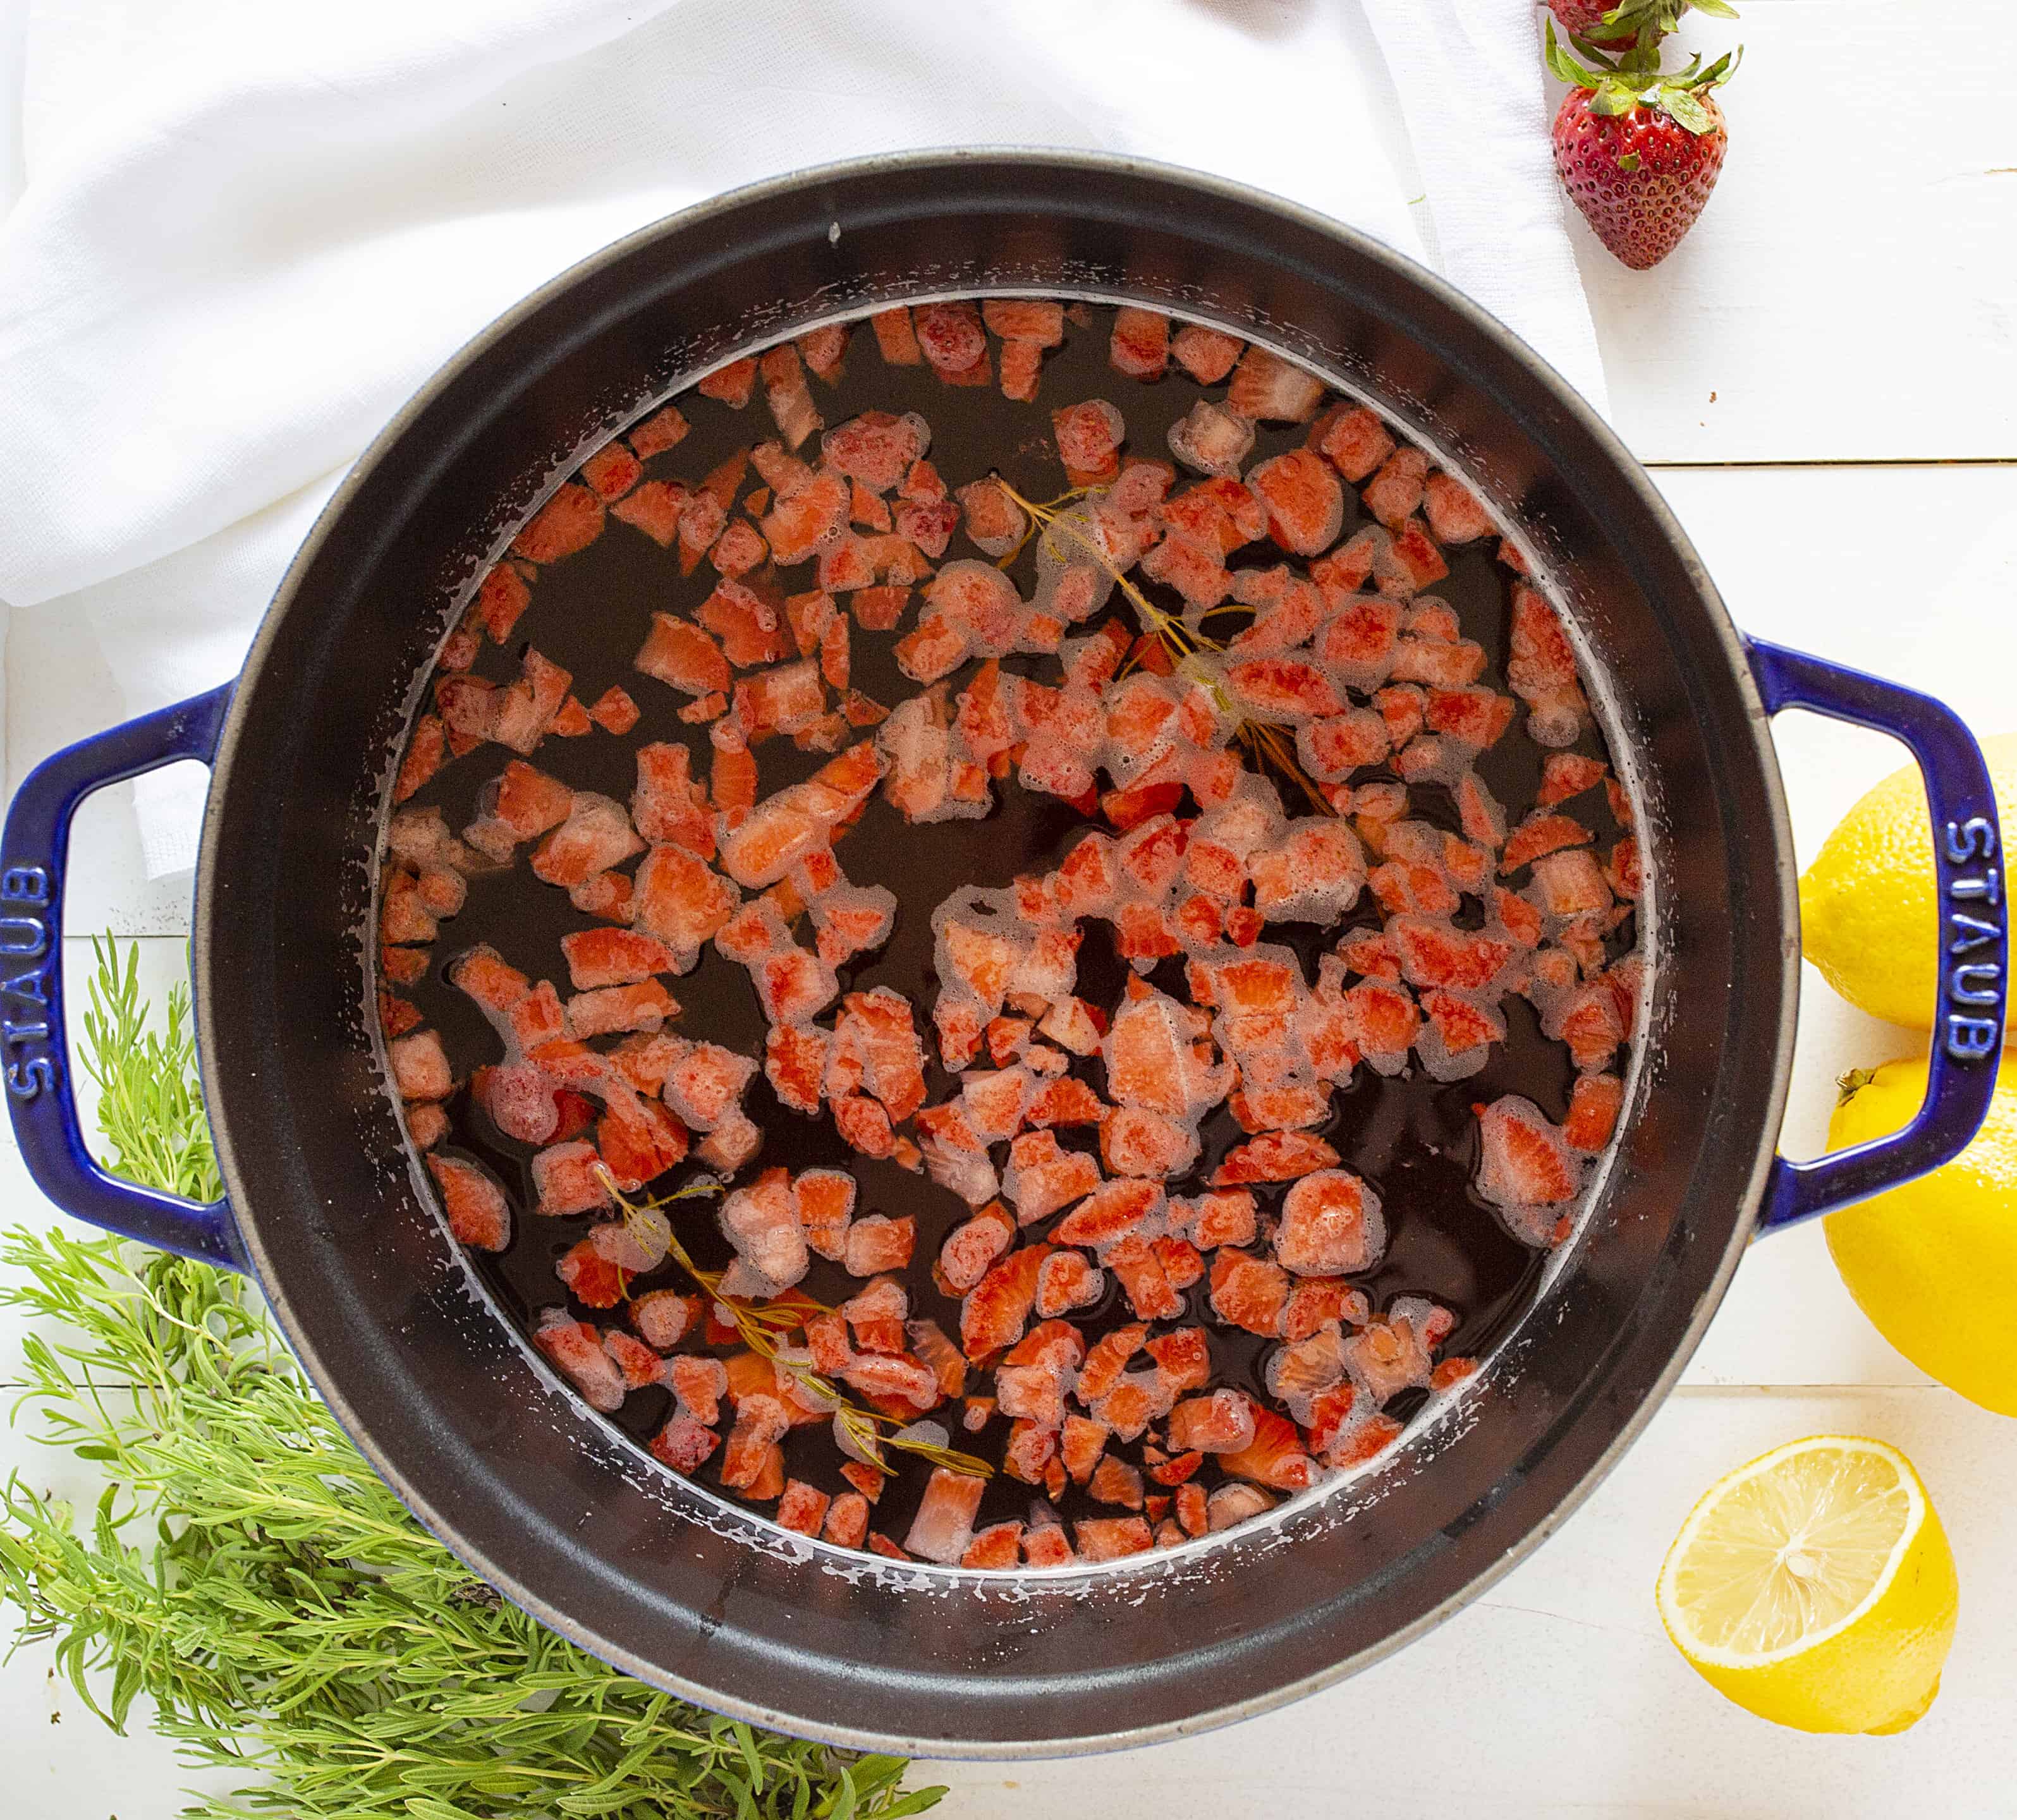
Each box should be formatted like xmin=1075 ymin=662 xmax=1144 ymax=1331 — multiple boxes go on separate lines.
xmin=4 ymin=1 xmax=2017 ymax=1812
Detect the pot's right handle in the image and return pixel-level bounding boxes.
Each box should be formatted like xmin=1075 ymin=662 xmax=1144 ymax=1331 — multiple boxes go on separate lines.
xmin=0 ymin=688 xmax=247 ymax=1270
xmin=1749 ymin=639 xmax=2006 ymax=1234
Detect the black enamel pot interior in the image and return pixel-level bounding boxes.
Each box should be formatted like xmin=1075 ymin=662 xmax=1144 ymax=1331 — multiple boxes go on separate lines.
xmin=22 ymin=151 xmax=1984 ymax=1758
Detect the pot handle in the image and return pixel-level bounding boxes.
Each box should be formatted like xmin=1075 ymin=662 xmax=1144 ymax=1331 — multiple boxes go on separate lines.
xmin=0 ymin=687 xmax=247 ymax=1270
xmin=1748 ymin=639 xmax=2006 ymax=1234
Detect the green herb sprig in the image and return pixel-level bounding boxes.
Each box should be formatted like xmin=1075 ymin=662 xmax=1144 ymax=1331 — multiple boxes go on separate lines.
xmin=597 ymin=1167 xmax=990 ymax=1481
xmin=0 ymin=940 xmax=945 ymax=1820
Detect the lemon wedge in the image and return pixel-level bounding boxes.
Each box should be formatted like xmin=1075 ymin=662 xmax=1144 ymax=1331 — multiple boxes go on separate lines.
xmin=1655 ymin=1435 xmax=1958 ymax=1733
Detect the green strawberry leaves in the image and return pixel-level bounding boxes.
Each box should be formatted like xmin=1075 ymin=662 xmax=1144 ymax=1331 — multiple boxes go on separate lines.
xmin=1545 ymin=19 xmax=1741 ymax=135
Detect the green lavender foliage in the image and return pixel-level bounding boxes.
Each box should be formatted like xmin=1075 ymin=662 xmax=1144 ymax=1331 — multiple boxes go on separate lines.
xmin=0 ymin=939 xmax=944 ymax=1820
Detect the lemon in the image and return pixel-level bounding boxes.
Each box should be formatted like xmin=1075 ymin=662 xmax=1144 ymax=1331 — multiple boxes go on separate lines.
xmin=1825 ymin=1055 xmax=2017 ymax=1416
xmin=1798 ymin=730 xmax=2017 ymax=1030
xmin=1656 ymin=1435 xmax=1958 ymax=1733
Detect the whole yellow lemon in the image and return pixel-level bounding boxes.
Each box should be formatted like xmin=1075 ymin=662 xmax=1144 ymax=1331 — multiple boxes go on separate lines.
xmin=1798 ymin=731 xmax=2017 ymax=1030
xmin=1825 ymin=1053 xmax=2017 ymax=1415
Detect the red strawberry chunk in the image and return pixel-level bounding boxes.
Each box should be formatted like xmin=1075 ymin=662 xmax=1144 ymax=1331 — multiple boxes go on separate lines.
xmin=535 ymin=1313 xmax=626 ymax=1412
xmin=388 ymin=1030 xmax=452 ymax=1101
xmin=1248 ymin=448 xmax=1344 ymax=556
xmin=557 ymin=1237 xmax=626 ymax=1308
xmin=1052 ymin=399 xmax=1126 ymax=485
xmin=1099 ymin=1106 xmax=1200 ymax=1179
xmin=871 ymin=307 xmax=923 ymax=365
xmin=915 ymin=302 xmax=987 ymax=374
xmin=961 ymin=1521 xmax=1025 ymax=1569
xmin=1564 ymin=1072 xmax=1624 ymax=1153
xmin=635 ymin=614 xmax=731 ymax=698
xmin=1224 ymin=657 xmax=1343 ymax=721
xmin=776 ymin=1480 xmax=831 ymax=1538
xmin=961 ymin=1245 xmax=1049 ymax=1360
xmin=1389 ymin=918 xmax=1514 ymax=992
xmin=1532 ymin=848 xmax=1612 ymax=918
xmin=1073 ymin=1516 xmax=1152 ymax=1562
xmin=633 ymin=846 xmax=738 ymax=962
xmin=1221 ymin=1403 xmax=1316 ymax=1491
xmin=1053 ymin=1179 xmax=1163 ymax=1251
xmin=1501 ymin=811 xmax=1595 ymax=874
xmin=982 ymin=298 xmax=1066 ymax=345
xmin=1276 ymin=1170 xmax=1385 ymax=1276
xmin=1209 ymin=1248 xmax=1290 ymax=1336
xmin=1539 ymin=753 xmax=1609 ymax=806
xmin=532 ymin=794 xmax=643 ymax=889
xmin=564 ymin=979 xmax=676 ymax=1041
xmin=513 ymin=482 xmax=605 ymax=564
xmin=820 ymin=1492 xmax=871 ymax=1548
xmin=939 ymin=1206 xmax=1016 ymax=1295
xmin=426 ymin=1153 xmax=511 ymax=1252
xmin=903 ymin=1466 xmax=987 ymax=1564
xmin=1003 ymin=1130 xmax=1103 ymax=1225
xmin=843 ymin=1215 xmax=915 ymax=1278
xmin=1167 ymin=397 xmax=1255 ymax=478
xmin=793 ymin=1168 xmax=855 ymax=1261
xmin=721 ymin=1395 xmax=791 ymax=1491
xmin=760 ymin=344 xmax=820 ymax=450
xmin=1168 ymin=1389 xmax=1258 ymax=1454
xmin=1477 ymin=1095 xmax=1582 ymax=1226
xmin=1315 ymin=404 xmax=1396 ymax=483
xmin=1212 ymin=1130 xmax=1339 ymax=1186
xmin=1035 ymin=1249 xmax=1104 ymax=1318
xmin=1422 ymin=470 xmax=1492 ymax=543
xmin=1169 ymin=322 xmax=1242 ymax=383
xmin=1227 ymin=346 xmax=1323 ymax=422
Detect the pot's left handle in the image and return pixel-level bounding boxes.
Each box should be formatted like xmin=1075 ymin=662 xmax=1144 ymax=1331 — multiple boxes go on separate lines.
xmin=1750 ymin=640 xmax=2006 ymax=1234
xmin=1 ymin=688 xmax=247 ymax=1270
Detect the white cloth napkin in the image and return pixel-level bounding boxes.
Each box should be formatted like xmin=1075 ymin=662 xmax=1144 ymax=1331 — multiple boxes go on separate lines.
xmin=0 ymin=0 xmax=1607 ymax=877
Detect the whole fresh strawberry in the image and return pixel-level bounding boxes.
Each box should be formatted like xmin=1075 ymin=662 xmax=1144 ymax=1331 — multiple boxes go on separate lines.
xmin=1547 ymin=23 xmax=1740 ymax=270
xmin=1549 ymin=0 xmax=1736 ymax=51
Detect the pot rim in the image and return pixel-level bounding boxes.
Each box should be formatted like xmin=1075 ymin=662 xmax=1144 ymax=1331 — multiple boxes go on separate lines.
xmin=194 ymin=145 xmax=1799 ymax=1756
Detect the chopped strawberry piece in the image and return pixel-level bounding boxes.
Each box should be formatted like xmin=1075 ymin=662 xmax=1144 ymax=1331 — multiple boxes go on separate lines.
xmin=914 ymin=302 xmax=987 ymax=375
xmin=1209 ymin=1249 xmax=1289 ymax=1337
xmin=1090 ymin=1455 xmax=1146 ymax=1509
xmin=1477 ymin=1095 xmax=1583 ymax=1238
xmin=1051 ymin=399 xmax=1126 ymax=485
xmin=426 ymin=1153 xmax=511 ymax=1251
xmin=775 ymin=1479 xmax=831 ymax=1538
xmin=1169 ymin=322 xmax=1242 ymax=384
xmin=982 ymin=298 xmax=1066 ymax=345
xmin=1108 ymin=306 xmax=1169 ymax=378
xmin=556 ymin=1237 xmax=626 ymax=1308
xmin=899 ymin=1465 xmax=985 ymax=1565
xmin=796 ymin=324 xmax=849 ymax=384
xmin=1212 ymin=1129 xmax=1339 ymax=1186
xmin=1276 ymin=1170 xmax=1386 ymax=1277
xmin=961 ymin=1244 xmax=1049 ymax=1361
xmin=696 ymin=357 xmax=757 ymax=408
xmin=759 ymin=1170 xmax=844 ymax=1273
xmin=1248 ymin=448 xmax=1344 ymax=556
xmin=1563 ymin=1072 xmax=1625 ymax=1153
xmin=759 ymin=344 xmax=820 ymax=450
xmin=635 ymin=613 xmax=732 ymax=698
xmin=1227 ymin=345 xmax=1323 ymax=422
xmin=1053 ymin=1179 xmax=1163 ymax=1251
xmin=1073 ymin=1515 xmax=1152 ymax=1562
xmin=387 ymin=1029 xmax=452 ymax=1101
xmin=513 ymin=482 xmax=605 ymax=564
xmin=1220 ymin=1402 xmax=1316 ymax=1491
xmin=535 ymin=1313 xmax=626 ymax=1412
xmin=843 ymin=1215 xmax=915 ymax=1277
xmin=1168 ymin=1389 xmax=1258 ymax=1455
xmin=870 ymin=306 xmax=923 ymax=365
xmin=1224 ymin=657 xmax=1343 ymax=720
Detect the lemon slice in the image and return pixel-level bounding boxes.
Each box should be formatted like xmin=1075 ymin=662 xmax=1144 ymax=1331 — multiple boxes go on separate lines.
xmin=1655 ymin=1435 xmax=1958 ymax=1734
